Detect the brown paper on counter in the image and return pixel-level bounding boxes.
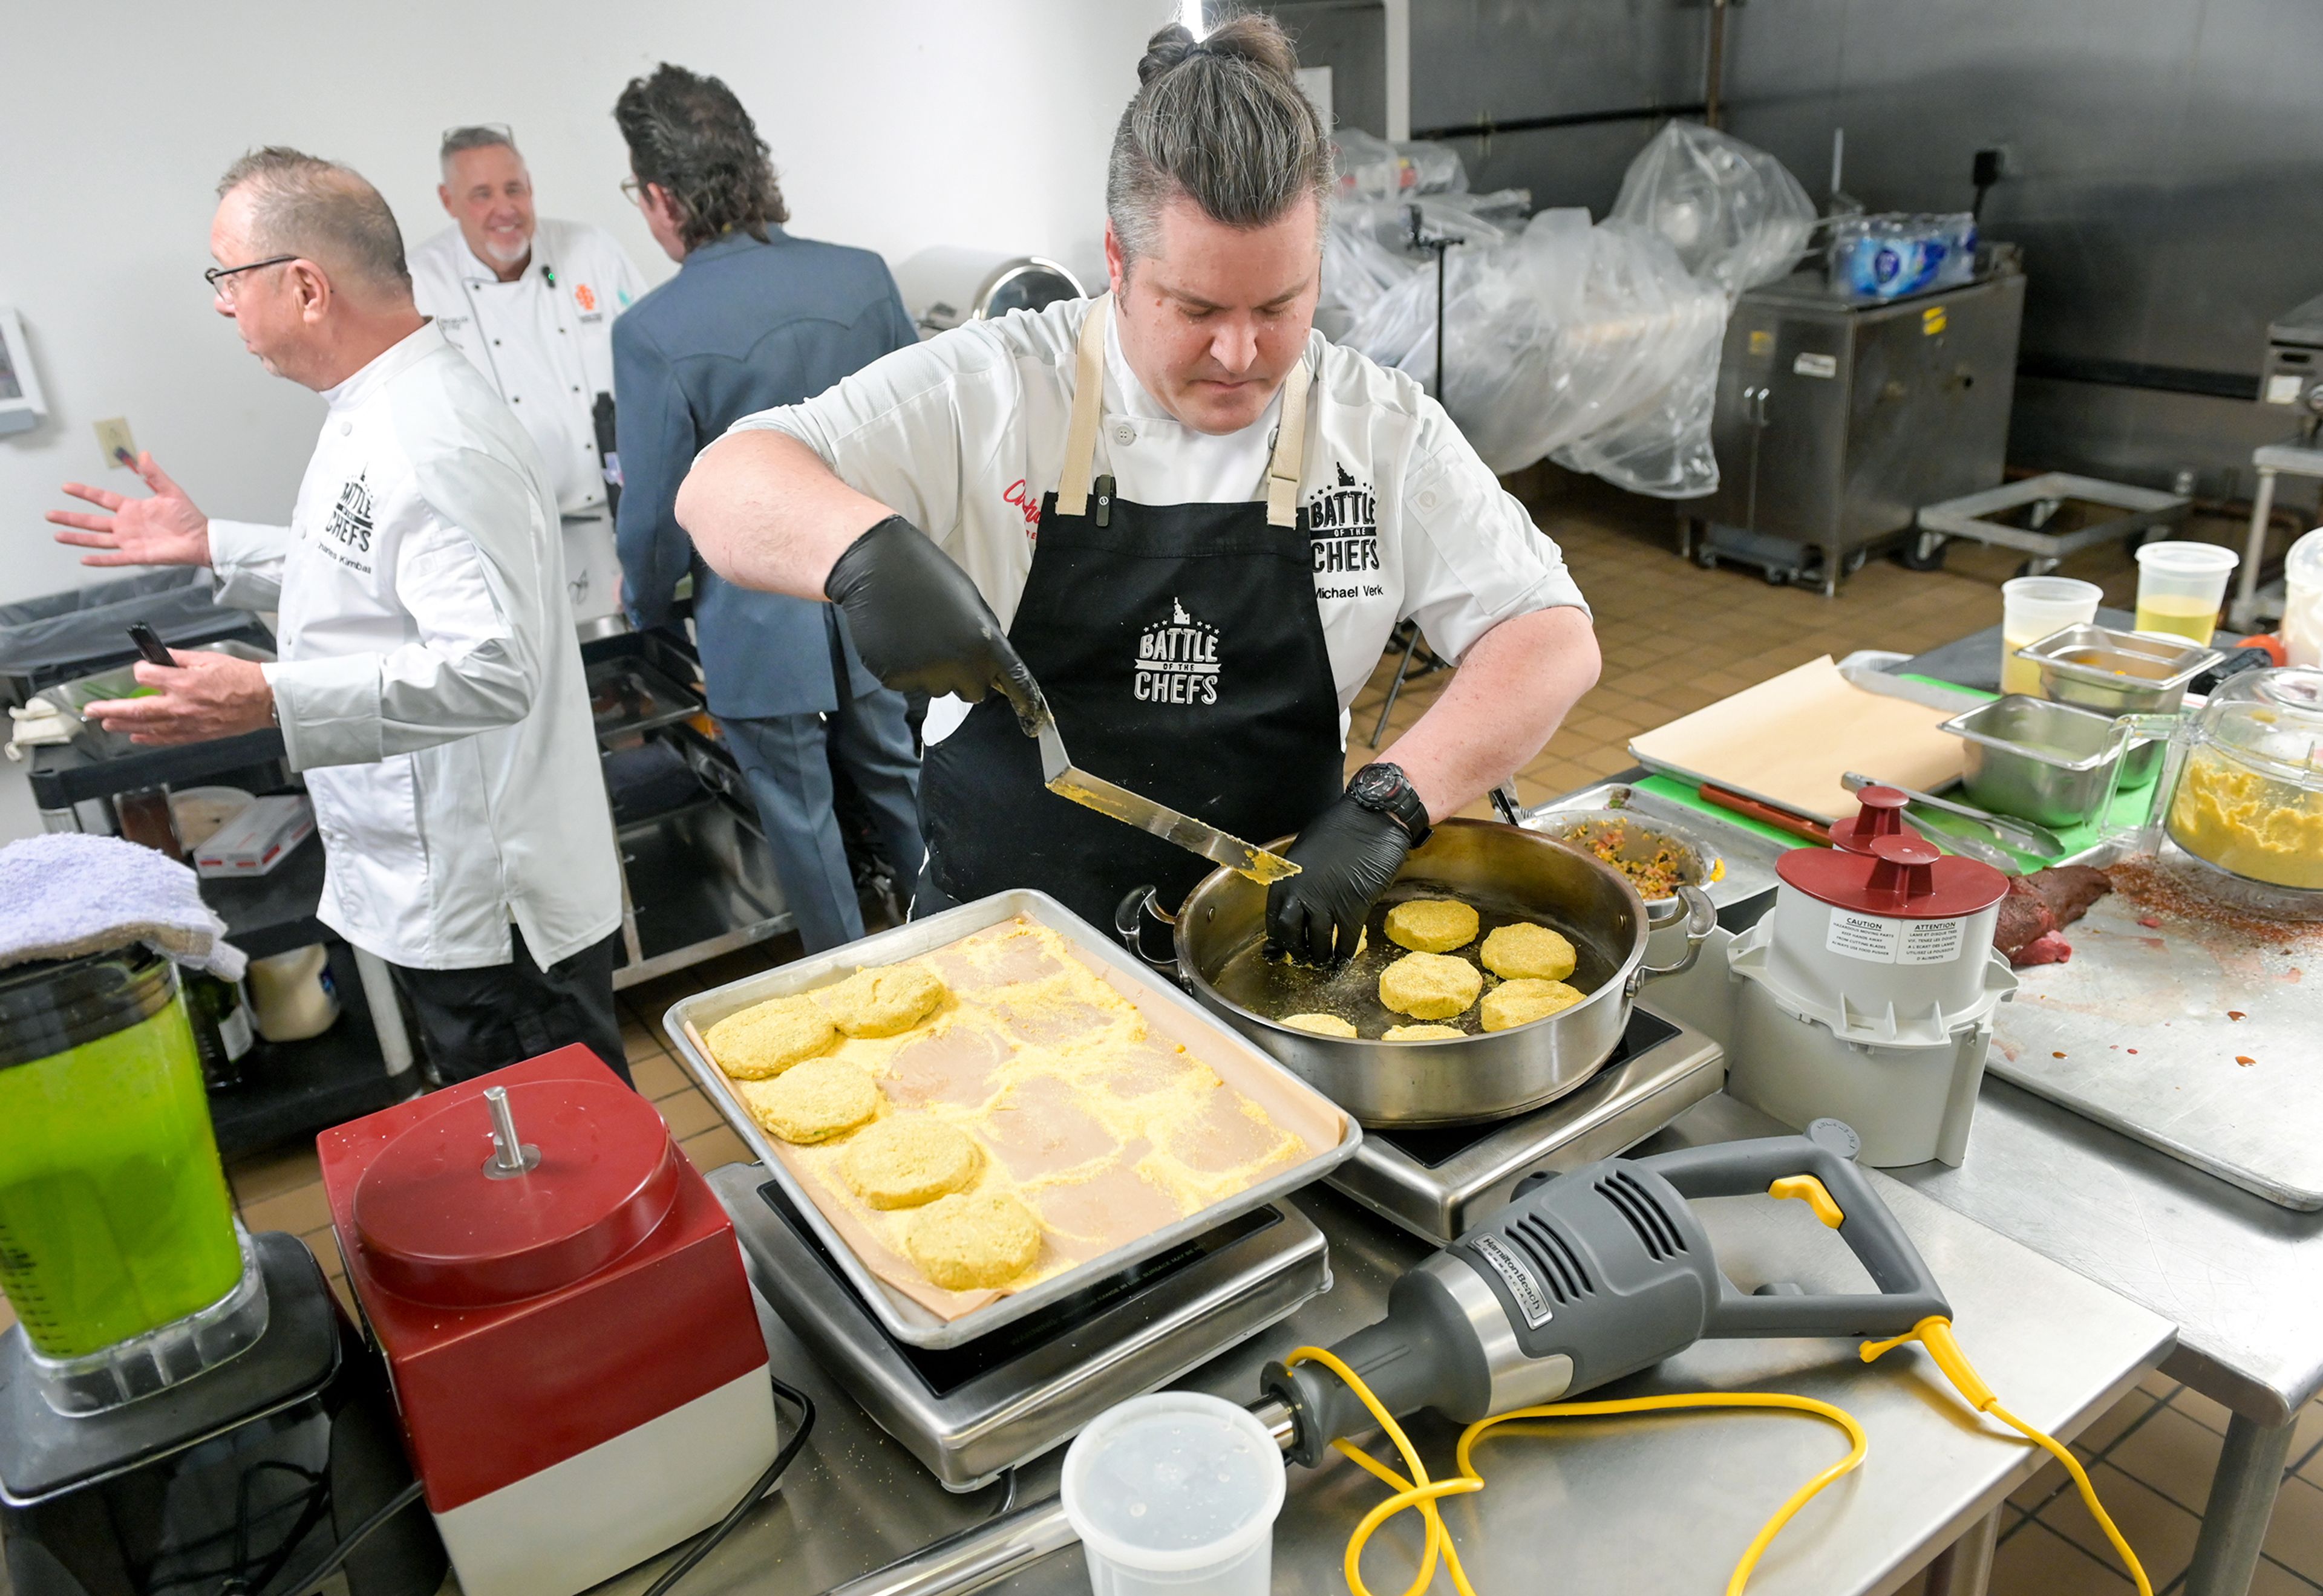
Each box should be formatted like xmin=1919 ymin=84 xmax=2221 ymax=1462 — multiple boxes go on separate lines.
xmin=1628 ymin=655 xmax=1966 ymax=823
xmin=742 ymin=919 xmax=1343 ymax=1323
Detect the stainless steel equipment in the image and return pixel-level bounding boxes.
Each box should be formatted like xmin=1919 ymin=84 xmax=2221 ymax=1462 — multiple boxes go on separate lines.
xmin=890 ymin=248 xmax=1088 ymax=338
xmin=1521 ymin=808 xmax=1722 ymax=913
xmin=1913 ymin=472 xmax=2190 ymax=579
xmin=1939 ymin=695 xmax=2140 ymax=827
xmin=2016 ymin=623 xmax=2224 ymax=787
xmin=1683 ymin=264 xmax=2026 ymax=595
xmin=1326 ymin=1005 xmax=1725 ymax=1242
xmin=711 ymin=1166 xmax=1328 ymax=1491
xmin=1148 ymin=819 xmax=1715 ymax=1128
xmin=665 ymin=888 xmax=1361 ymax=1350
xmin=2259 ymin=291 xmax=2323 ymax=440
xmin=1517 ymin=781 xmax=1790 ymax=911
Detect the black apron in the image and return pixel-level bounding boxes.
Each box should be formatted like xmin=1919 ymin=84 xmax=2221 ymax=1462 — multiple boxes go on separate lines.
xmin=920 ymin=295 xmax=1344 ymax=928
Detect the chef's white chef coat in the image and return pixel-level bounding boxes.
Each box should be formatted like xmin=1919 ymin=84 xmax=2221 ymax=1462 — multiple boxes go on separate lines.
xmin=207 ymin=321 xmax=621 ymax=971
xmin=410 ymin=218 xmax=645 ymax=518
xmin=725 ymin=296 xmax=1589 ymax=723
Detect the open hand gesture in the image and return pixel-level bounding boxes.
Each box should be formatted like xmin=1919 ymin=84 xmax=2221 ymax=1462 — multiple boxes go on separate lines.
xmin=48 ymin=454 xmax=212 ymax=568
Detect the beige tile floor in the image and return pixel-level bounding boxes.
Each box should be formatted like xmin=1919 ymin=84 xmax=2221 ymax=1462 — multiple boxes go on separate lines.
xmin=7 ymin=477 xmax=2298 ymax=1594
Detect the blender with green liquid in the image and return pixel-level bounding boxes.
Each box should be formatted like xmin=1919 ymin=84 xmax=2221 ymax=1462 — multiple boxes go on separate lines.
xmin=0 ymin=943 xmax=266 ymax=1413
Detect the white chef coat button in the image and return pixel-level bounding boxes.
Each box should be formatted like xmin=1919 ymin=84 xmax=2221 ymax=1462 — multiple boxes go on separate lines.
xmin=340 ymin=421 xmax=351 ymax=435
xmin=1113 ymin=423 xmax=1136 ymax=446
xmin=1418 ymin=490 xmax=1438 ymax=509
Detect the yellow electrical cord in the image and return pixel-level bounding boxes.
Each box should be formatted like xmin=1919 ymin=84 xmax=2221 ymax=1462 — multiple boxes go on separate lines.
xmin=1287 ymin=1312 xmax=2152 ymax=1596
xmin=1861 ymin=1317 xmax=2152 ymax=1596
xmin=1283 ymin=1346 xmax=1866 ymax=1596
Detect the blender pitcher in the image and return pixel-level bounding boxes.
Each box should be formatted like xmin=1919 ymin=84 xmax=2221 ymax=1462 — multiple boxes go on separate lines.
xmin=0 ymin=945 xmax=266 ymax=1413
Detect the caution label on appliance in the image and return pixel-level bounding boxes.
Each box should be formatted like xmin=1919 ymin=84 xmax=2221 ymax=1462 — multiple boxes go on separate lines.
xmin=1899 ymin=917 xmax=1967 ymax=965
xmin=1825 ymin=911 xmax=1970 ymax=965
xmin=1826 ymin=910 xmax=1901 ymax=962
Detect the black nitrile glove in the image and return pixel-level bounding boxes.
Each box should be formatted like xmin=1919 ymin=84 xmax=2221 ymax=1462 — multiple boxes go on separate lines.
xmin=1265 ymin=794 xmax=1414 ymax=966
xmin=826 ymin=515 xmax=1046 ymax=732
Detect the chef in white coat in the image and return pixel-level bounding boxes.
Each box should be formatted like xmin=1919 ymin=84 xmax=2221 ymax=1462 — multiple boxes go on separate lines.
xmin=676 ymin=18 xmax=1599 ymax=960
xmin=47 ymin=146 xmax=629 ymax=1086
xmin=410 ymin=125 xmax=646 ymax=626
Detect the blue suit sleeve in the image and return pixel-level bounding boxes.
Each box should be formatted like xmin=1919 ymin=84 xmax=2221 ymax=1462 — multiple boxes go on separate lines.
xmin=612 ymin=316 xmax=696 ymax=631
xmin=879 ymin=269 xmax=919 ymax=357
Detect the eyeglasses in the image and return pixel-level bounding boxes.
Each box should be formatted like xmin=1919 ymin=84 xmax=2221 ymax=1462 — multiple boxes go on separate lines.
xmin=619 ymin=177 xmax=647 ymax=207
xmin=204 ymin=256 xmax=297 ymax=303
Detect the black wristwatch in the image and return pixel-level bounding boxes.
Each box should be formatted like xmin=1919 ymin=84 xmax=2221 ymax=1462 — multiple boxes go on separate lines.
xmin=1345 ymin=763 xmax=1431 ymax=848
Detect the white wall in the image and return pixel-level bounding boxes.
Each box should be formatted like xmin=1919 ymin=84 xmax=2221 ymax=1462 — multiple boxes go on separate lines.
xmin=0 ymin=0 xmax=1165 ymax=607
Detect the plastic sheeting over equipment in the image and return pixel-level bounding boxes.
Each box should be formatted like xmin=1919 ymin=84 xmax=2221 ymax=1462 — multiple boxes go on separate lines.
xmin=1325 ymin=122 xmax=1814 ymax=497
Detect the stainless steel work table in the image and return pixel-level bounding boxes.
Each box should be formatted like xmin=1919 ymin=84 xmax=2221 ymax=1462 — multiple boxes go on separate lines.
xmin=601 ymin=1155 xmax=2168 ymax=1596
xmin=1880 ymin=1075 xmax=2323 ymax=1596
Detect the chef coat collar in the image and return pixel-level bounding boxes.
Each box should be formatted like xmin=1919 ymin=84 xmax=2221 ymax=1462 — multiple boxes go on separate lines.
xmin=1100 ymin=302 xmax=1288 ymax=438
xmin=324 ymin=321 xmax=447 ymax=412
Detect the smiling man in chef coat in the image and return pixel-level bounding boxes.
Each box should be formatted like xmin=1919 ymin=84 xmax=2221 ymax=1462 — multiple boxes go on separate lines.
xmin=45 ymin=147 xmax=629 ymax=1086
xmin=675 ymin=16 xmax=1600 ymax=962
xmin=411 ymin=126 xmax=645 ymax=625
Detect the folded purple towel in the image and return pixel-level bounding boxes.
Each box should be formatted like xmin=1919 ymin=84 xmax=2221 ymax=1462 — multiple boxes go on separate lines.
xmin=0 ymin=833 xmax=246 ymax=980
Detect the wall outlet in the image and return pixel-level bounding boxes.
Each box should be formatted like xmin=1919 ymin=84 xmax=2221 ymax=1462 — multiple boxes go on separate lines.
xmin=94 ymin=417 xmax=137 ymax=469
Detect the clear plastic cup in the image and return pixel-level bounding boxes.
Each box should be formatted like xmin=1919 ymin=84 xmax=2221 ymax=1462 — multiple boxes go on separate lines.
xmin=2282 ymin=527 xmax=2323 ymax=668
xmin=1060 ymin=1393 xmax=1285 ymax=1595
xmin=2134 ymin=541 xmax=2240 ymax=647
xmin=2000 ymin=576 xmax=2102 ymax=695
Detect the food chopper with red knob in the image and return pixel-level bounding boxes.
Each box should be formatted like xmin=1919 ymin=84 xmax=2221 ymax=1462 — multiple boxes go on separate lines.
xmin=1723 ymin=827 xmax=2016 ymax=1167
xmin=317 ymin=1047 xmax=779 ymax=1596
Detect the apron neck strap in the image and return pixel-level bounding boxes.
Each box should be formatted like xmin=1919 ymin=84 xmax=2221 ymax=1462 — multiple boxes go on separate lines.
xmin=1056 ymin=293 xmax=1313 ymax=529
xmin=1055 ymin=295 xmax=1111 ymax=520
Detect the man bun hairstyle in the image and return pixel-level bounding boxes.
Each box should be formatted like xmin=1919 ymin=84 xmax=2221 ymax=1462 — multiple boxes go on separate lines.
xmin=1108 ymin=11 xmax=1333 ymax=267
xmin=613 ymin=64 xmax=789 ymax=252
xmin=218 ymin=147 xmax=411 ymax=299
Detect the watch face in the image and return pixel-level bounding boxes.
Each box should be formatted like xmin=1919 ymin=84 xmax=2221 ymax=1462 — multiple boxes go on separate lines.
xmin=1351 ymin=765 xmax=1404 ymax=806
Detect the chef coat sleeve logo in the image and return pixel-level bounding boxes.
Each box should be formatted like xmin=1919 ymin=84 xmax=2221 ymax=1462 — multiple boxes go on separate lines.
xmin=322 ymin=471 xmax=377 ymax=559
xmin=1307 ymin=463 xmax=1380 ymax=591
xmin=1132 ymin=598 xmax=1221 ymax=706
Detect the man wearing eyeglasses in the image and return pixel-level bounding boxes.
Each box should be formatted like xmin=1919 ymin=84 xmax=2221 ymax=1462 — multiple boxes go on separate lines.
xmin=44 ymin=148 xmax=629 ymax=1089
xmin=410 ymin=125 xmax=645 ymax=627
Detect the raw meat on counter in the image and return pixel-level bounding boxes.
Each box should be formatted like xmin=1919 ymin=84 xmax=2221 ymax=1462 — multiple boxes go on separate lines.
xmin=1995 ymin=865 xmax=2114 ymax=966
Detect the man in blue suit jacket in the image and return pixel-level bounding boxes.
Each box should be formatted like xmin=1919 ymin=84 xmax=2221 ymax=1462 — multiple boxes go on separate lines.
xmin=612 ymin=63 xmax=923 ymax=952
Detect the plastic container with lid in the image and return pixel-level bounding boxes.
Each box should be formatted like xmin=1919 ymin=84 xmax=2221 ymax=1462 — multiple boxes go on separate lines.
xmin=1060 ymin=1392 xmax=1286 ymax=1596
xmin=2284 ymin=528 xmax=2323 ymax=669
xmin=2134 ymin=541 xmax=2239 ymax=646
xmin=2152 ymin=666 xmax=2323 ymax=891
xmin=0 ymin=945 xmax=265 ymax=1413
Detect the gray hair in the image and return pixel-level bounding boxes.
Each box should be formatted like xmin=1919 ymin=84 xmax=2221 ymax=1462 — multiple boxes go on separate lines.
xmin=217 ymin=147 xmax=411 ymax=299
xmin=440 ymin=123 xmax=519 ymax=180
xmin=1106 ymin=13 xmax=1333 ymax=267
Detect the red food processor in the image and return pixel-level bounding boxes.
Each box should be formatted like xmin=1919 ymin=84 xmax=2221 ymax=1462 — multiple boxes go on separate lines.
xmin=318 ymin=1047 xmax=778 ymax=1596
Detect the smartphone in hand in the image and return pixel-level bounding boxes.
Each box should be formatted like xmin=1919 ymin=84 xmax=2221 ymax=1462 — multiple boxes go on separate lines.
xmin=125 ymin=622 xmax=176 ymax=667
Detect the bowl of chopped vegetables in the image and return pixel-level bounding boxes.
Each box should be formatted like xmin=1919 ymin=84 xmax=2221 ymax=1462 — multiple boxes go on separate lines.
xmin=1524 ymin=809 xmax=1724 ymax=911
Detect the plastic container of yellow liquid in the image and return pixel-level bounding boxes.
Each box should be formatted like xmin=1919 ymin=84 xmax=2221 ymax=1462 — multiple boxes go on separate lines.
xmin=0 ymin=945 xmax=264 ymax=1413
xmin=2134 ymin=541 xmax=2239 ymax=645
xmin=2000 ymin=576 xmax=2101 ymax=695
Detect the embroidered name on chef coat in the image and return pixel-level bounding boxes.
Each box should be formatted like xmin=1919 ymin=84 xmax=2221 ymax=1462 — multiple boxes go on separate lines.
xmin=320 ymin=471 xmax=378 ymax=572
xmin=1309 ymin=464 xmax=1380 ymax=583
xmin=1133 ymin=598 xmax=1221 ymax=706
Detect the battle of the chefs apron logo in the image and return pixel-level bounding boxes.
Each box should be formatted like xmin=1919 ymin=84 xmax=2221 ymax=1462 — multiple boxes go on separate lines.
xmin=1132 ymin=599 xmax=1221 ymax=705
xmin=322 ymin=472 xmax=376 ymax=555
xmin=1308 ymin=464 xmax=1379 ymax=578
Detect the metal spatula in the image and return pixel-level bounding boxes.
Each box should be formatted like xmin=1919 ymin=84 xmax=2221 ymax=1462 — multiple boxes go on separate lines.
xmin=1030 ymin=705 xmax=1299 ymax=884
